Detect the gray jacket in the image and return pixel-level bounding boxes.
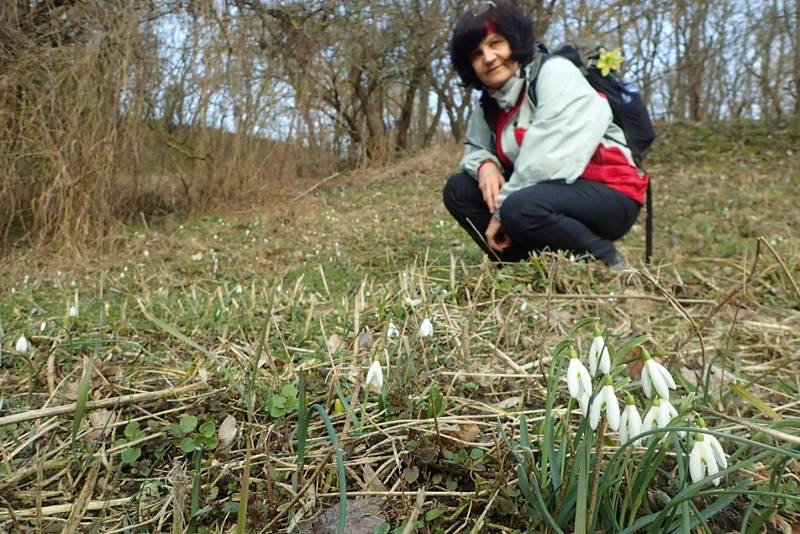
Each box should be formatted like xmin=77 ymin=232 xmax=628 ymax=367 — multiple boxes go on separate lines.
xmin=459 ymin=55 xmax=638 ymax=217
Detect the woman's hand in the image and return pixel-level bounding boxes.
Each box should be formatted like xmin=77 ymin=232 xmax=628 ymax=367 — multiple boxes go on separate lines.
xmin=478 ymin=162 xmax=506 ymax=213
xmin=486 ymin=218 xmax=512 ymax=252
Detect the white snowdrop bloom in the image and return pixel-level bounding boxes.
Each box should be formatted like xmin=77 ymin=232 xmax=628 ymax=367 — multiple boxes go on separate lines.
xmin=642 ymin=396 xmax=680 ymax=441
xmin=40 ymin=321 xmax=47 ymax=332
xmin=386 ymin=322 xmax=400 ymax=338
xmin=143 ymin=250 xmax=150 ymax=258
xmin=641 ymin=349 xmax=676 ymax=399
xmin=519 ymin=301 xmax=528 ymax=312
xmin=656 ymin=398 xmax=679 ymax=428
xmin=404 ymin=297 xmax=421 ymax=307
xmin=578 ymin=392 xmax=591 ymax=417
xmin=365 ymin=359 xmax=384 ymax=393
xmin=566 ymin=351 xmax=592 ymax=409
xmin=689 ymin=433 xmax=727 ymax=486
xmin=68 ymin=305 xmax=78 ymax=318
xmin=589 ymin=375 xmax=620 ymax=431
xmin=619 ymin=395 xmax=644 ymax=446
xmin=588 ymin=327 xmax=611 ymax=377
xmin=15 ymin=335 xmax=29 ymax=353
xmin=419 ymin=318 xmax=433 ymax=338
xmin=234 ymin=284 xmax=243 ymax=294
xmin=191 ymin=253 xmax=203 ymax=261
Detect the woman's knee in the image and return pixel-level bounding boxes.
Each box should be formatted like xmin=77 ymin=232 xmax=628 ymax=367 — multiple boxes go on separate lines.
xmin=442 ymin=172 xmax=474 ymax=212
xmin=499 ymin=191 xmax=550 ymax=235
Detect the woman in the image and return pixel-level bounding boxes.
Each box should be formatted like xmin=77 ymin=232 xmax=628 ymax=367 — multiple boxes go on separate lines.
xmin=442 ymin=0 xmax=648 ymax=268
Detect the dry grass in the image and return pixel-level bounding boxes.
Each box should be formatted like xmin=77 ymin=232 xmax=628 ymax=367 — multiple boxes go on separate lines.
xmin=0 ymin=125 xmax=799 ymax=531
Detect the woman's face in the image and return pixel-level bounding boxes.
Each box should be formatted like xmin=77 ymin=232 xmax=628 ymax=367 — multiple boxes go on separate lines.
xmin=471 ymin=33 xmax=518 ymax=89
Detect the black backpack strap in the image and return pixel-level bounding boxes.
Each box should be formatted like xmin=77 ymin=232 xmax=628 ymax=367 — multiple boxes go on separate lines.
xmin=526 ymin=43 xmax=551 ymax=108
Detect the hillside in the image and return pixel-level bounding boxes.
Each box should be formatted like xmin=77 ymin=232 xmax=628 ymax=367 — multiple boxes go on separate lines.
xmin=0 ymin=122 xmax=799 ymax=532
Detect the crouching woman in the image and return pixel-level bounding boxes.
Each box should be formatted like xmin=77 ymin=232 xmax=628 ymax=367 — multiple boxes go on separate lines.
xmin=442 ymin=0 xmax=648 ymax=268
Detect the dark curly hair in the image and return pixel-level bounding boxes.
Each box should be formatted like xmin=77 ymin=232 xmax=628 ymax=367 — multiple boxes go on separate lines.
xmin=449 ymin=1 xmax=536 ymax=90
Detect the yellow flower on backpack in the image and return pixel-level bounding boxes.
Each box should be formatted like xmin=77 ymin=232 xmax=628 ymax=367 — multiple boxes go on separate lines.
xmin=596 ymin=47 xmax=624 ymax=77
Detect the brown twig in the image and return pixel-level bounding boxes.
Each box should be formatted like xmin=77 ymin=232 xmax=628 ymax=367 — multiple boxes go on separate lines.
xmin=0 ymin=382 xmax=208 ymax=426
xmin=261 ymin=449 xmax=336 ymax=532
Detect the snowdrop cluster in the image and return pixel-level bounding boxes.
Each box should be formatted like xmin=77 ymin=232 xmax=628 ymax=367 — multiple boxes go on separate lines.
xmin=563 ymin=327 xmax=728 ymax=486
xmin=565 ymin=330 xmax=682 ymax=441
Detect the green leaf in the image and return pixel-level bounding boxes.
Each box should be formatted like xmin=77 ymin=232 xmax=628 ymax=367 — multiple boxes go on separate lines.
xmin=270 ymin=405 xmax=285 ymax=418
xmin=373 ymin=522 xmax=390 ymax=534
xmin=181 ymin=437 xmax=198 ymax=453
xmin=729 ymin=384 xmax=782 ymax=421
xmin=121 ymin=447 xmax=141 ymax=464
xmin=424 ymin=506 xmax=446 ymax=521
xmin=281 ymin=383 xmax=298 ymax=397
xmin=403 ymin=466 xmax=419 ymax=483
xmin=199 ymin=421 xmax=216 ymax=438
xmin=113 ymin=438 xmax=128 ymax=448
xmin=166 ymin=423 xmax=184 ymax=438
xmin=124 ymin=421 xmax=141 ymax=440
xmin=429 ymin=386 xmax=444 ymax=418
xmin=180 ymin=415 xmax=198 ymax=434
xmin=284 ymin=396 xmax=299 ymax=413
xmin=198 ymin=435 xmax=218 ymax=450
xmin=470 ymin=448 xmax=484 ymax=460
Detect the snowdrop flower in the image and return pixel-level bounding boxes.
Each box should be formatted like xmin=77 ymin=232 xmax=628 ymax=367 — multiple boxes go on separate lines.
xmin=590 ymin=375 xmax=620 ymax=431
xmin=365 ymin=358 xmax=384 ymax=393
xmin=566 ymin=349 xmax=592 ymax=415
xmin=15 ymin=335 xmax=29 ymax=353
xmin=641 ymin=349 xmax=676 ymax=399
xmin=642 ymin=396 xmax=680 ymax=441
xmin=404 ymin=297 xmax=421 ymax=307
xmin=588 ymin=326 xmax=611 ymax=377
xmin=419 ymin=318 xmax=433 ymax=338
xmin=619 ymin=395 xmax=644 ymax=446
xmin=143 ymin=250 xmax=150 ymax=258
xmin=689 ymin=433 xmax=727 ymax=486
xmin=40 ymin=321 xmax=47 ymax=332
xmin=386 ymin=322 xmax=400 ymax=337
xmin=68 ymin=305 xmax=78 ymax=318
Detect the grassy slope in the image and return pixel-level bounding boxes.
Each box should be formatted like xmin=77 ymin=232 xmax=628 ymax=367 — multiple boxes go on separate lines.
xmin=0 ymin=122 xmax=798 ymax=531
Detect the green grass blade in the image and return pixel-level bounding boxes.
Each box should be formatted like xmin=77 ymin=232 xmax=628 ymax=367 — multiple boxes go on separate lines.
xmin=295 ymin=370 xmax=308 ymax=492
xmin=189 ymin=449 xmax=202 ymax=534
xmin=574 ymin=441 xmax=589 ymax=534
xmin=311 ymin=403 xmax=347 ymax=534
xmin=71 ymin=356 xmax=93 ymax=449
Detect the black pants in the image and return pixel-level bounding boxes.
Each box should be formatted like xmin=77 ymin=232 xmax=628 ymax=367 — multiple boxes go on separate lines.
xmin=442 ymin=172 xmax=640 ymax=265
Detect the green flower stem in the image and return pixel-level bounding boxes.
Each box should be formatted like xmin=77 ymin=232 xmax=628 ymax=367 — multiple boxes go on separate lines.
xmin=189 ymin=449 xmax=202 ymax=533
xmin=554 ymin=397 xmax=576 ymax=520
xmin=586 ymin=418 xmax=607 ymax=529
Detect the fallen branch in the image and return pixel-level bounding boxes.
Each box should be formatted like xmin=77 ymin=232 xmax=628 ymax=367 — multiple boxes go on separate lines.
xmin=0 ymin=497 xmax=131 ymax=519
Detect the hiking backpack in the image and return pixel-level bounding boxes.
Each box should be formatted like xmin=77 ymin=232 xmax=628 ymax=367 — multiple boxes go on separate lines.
xmin=481 ymin=43 xmax=658 ymax=263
